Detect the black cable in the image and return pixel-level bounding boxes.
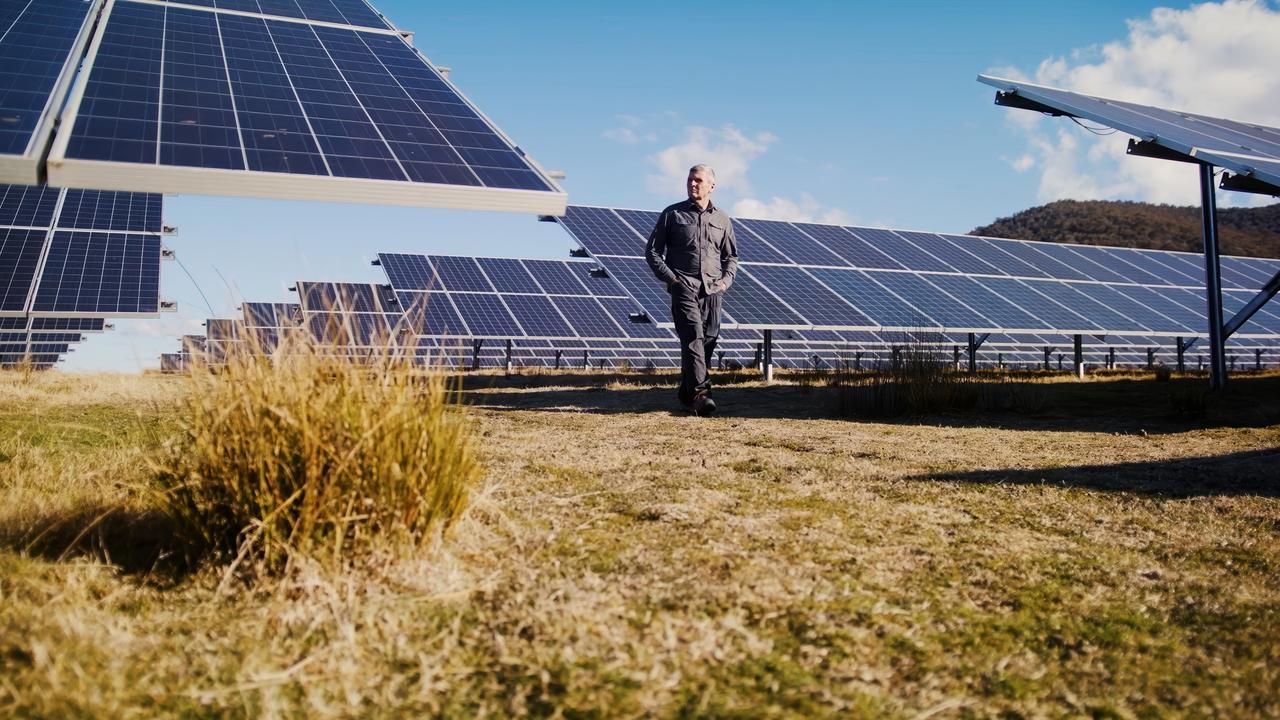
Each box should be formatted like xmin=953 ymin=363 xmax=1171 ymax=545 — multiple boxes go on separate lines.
xmin=1069 ymin=116 xmax=1118 ymax=135
xmin=172 ymin=252 xmax=215 ymax=317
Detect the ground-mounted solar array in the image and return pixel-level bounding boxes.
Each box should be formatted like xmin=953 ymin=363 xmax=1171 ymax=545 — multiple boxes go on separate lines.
xmin=552 ymin=206 xmax=1280 ymax=340
xmin=0 ymin=0 xmax=102 ymax=184
xmin=45 ymin=0 xmax=566 ymax=214
xmin=0 ymin=183 xmax=166 ymax=319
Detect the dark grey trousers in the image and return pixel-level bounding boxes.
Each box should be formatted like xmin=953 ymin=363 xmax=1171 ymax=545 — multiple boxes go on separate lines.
xmin=670 ymin=284 xmax=721 ymax=404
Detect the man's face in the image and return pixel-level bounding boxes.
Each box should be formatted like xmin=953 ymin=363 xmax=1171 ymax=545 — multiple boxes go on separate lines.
xmin=687 ymin=169 xmax=715 ymax=205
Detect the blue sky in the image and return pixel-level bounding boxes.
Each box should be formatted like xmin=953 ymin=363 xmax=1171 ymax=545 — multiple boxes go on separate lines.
xmin=61 ymin=0 xmax=1280 ymax=372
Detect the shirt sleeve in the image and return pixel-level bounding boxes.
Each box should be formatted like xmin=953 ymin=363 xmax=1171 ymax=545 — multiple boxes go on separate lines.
xmin=712 ymin=217 xmax=739 ymax=294
xmin=645 ymin=210 xmax=679 ymax=286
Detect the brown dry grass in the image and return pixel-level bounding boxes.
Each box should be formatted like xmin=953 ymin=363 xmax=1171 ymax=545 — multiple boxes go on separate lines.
xmin=1 ymin=368 xmax=1278 ymax=717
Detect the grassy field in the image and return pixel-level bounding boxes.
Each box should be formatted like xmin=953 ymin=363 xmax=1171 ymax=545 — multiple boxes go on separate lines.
xmin=2 ymin=367 xmax=1278 ymax=718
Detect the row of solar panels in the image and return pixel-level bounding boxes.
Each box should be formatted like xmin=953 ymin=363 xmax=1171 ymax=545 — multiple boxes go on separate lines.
xmin=552 ymin=206 xmax=1280 ymax=338
xmin=2 ymin=0 xmax=565 ymax=214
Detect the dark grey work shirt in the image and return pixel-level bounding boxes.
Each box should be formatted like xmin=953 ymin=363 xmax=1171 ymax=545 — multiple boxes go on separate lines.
xmin=645 ymin=199 xmax=739 ymax=295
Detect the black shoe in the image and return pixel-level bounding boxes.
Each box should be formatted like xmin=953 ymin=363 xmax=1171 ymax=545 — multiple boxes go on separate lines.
xmin=692 ymin=394 xmax=717 ymax=416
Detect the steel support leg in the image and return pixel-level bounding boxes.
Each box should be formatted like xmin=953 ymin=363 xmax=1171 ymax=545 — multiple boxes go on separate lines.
xmin=1200 ymin=163 xmax=1228 ymax=389
xmin=554 ymin=350 xmax=562 ymax=369
xmin=1176 ymin=337 xmax=1186 ymax=373
xmin=504 ymin=339 xmax=513 ymax=373
xmin=762 ymin=329 xmax=774 ymax=382
xmin=1257 ymin=349 xmax=1264 ymax=371
xmin=1073 ymin=334 xmax=1084 ymax=379
xmin=1043 ymin=347 xmax=1053 ymax=371
xmin=471 ymin=339 xmax=483 ymax=371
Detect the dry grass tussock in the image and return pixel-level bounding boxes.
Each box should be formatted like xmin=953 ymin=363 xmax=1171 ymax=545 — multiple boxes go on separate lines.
xmin=1 ymin=365 xmax=1278 ymax=717
xmin=156 ymin=335 xmax=481 ymax=573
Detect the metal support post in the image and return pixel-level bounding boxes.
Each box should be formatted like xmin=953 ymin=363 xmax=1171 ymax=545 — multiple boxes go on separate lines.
xmin=966 ymin=332 xmax=987 ymax=374
xmin=471 ymin=339 xmax=483 ymax=371
xmin=952 ymin=345 xmax=960 ymax=370
xmin=1073 ymin=334 xmax=1084 ymax=379
xmin=1147 ymin=348 xmax=1156 ymax=369
xmin=854 ymin=352 xmax=862 ymax=371
xmin=1199 ymin=162 xmax=1227 ymax=389
xmin=1057 ymin=354 xmax=1063 ymax=371
xmin=1229 ymin=354 xmax=1236 ymax=372
xmin=1256 ymin=349 xmax=1264 ymax=371
xmin=1108 ymin=347 xmax=1116 ymax=370
xmin=1043 ymin=347 xmax=1053 ymax=371
xmin=762 ymin=329 xmax=774 ymax=382
xmin=1176 ymin=337 xmax=1186 ymax=373
xmin=997 ymin=352 xmax=1003 ymax=369
xmin=1198 ymin=355 xmax=1204 ymax=371
xmin=891 ymin=346 xmax=902 ymax=371
xmin=583 ymin=350 xmax=589 ymax=368
xmin=554 ymin=350 xmax=562 ymax=369
xmin=504 ymin=339 xmax=513 ymax=373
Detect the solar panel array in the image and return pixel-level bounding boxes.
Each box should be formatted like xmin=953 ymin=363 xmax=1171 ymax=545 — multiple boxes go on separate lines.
xmin=554 ymin=206 xmax=1280 ymax=339
xmin=377 ymin=253 xmax=671 ymax=342
xmin=0 ymin=0 xmax=101 ymax=184
xmin=45 ymin=0 xmax=566 ymax=214
xmin=977 ymin=75 xmax=1280 ymax=196
xmin=1 ymin=183 xmax=165 ymax=319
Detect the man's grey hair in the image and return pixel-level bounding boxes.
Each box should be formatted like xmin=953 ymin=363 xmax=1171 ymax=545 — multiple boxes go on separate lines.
xmin=689 ymin=164 xmax=716 ymax=180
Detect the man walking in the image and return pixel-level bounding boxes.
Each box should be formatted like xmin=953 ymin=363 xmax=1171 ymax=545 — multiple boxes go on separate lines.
xmin=645 ymin=164 xmax=738 ymax=416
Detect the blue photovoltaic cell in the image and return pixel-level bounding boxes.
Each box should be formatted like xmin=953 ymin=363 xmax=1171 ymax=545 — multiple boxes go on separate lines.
xmin=399 ymin=292 xmax=466 ymax=335
xmin=559 ymin=207 xmax=644 ymax=256
xmin=477 ymin=257 xmax=541 ymax=294
xmin=795 ymin=223 xmax=903 ymax=270
xmin=429 ymin=256 xmax=492 ymax=293
xmin=1092 ymin=246 xmax=1190 ymax=286
xmin=924 ymin=274 xmax=1045 ymax=330
xmin=745 ymin=266 xmax=871 ymax=327
xmin=298 ymin=281 xmax=338 ymax=311
xmin=61 ymin=0 xmax=555 ymax=196
xmin=1218 ymin=258 xmax=1265 ymax=290
xmin=524 ymin=260 xmax=589 ymax=295
xmin=613 ymin=209 xmax=660 ymax=237
xmin=0 ymin=228 xmax=46 ymax=312
xmin=739 ymin=219 xmax=848 ymax=267
xmin=895 ymin=231 xmax=999 ymax=275
xmin=948 ymin=235 xmax=1047 ymax=278
xmin=0 ymin=185 xmax=60 ymax=227
xmin=31 ymin=232 xmax=162 ymax=314
xmin=988 ymin=239 xmax=1087 ymax=280
xmin=866 ymin=271 xmax=989 ymax=329
xmin=1128 ymin=249 xmax=1203 ymax=286
xmin=33 ymin=317 xmax=106 ymax=332
xmin=590 ymin=256 xmax=668 ymax=322
xmin=551 ymin=295 xmax=624 ymax=338
xmin=1113 ymin=285 xmax=1206 ymax=332
xmin=502 ymin=294 xmax=572 ymax=337
xmin=379 ymin=253 xmax=442 ymax=291
xmin=721 ymin=271 xmax=805 ymax=326
xmin=975 ymin=277 xmax=1100 ymax=331
xmin=1224 ymin=290 xmax=1280 ymax=334
xmin=1029 ymin=242 xmax=1127 ymax=283
xmin=155 ymin=0 xmax=390 ymax=30
xmin=1083 ymin=284 xmax=1193 ymax=333
xmin=1029 ymin=280 xmax=1145 ymax=331
xmin=847 ymin=227 xmax=952 ymax=273
xmin=565 ymin=263 xmax=628 ymax=297
xmin=0 ymin=0 xmax=92 ymax=157
xmin=807 ymin=269 xmax=930 ymax=328
xmin=1222 ymin=256 xmax=1273 ymax=289
xmin=725 ymin=221 xmax=790 ymax=264
xmin=65 ymin=1 xmax=163 ymax=164
xmin=56 ymin=190 xmax=164 ymax=233
xmin=1063 ymin=244 xmax=1163 ymax=285
xmin=450 ymin=293 xmax=522 ymax=336
xmin=597 ymin=297 xmax=669 ymax=339
xmin=335 ymin=283 xmax=380 ymax=312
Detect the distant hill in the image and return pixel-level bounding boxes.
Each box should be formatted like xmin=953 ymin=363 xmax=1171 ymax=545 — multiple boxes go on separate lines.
xmin=970 ymin=200 xmax=1280 ymax=259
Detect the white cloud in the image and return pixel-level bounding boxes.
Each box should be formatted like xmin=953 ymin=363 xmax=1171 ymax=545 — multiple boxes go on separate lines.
xmin=732 ymin=194 xmax=854 ymax=224
xmin=1006 ymin=154 xmax=1035 ymax=173
xmin=993 ymin=0 xmax=1280 ymax=206
xmin=645 ymin=124 xmax=855 ymax=223
xmin=645 ymin=124 xmax=777 ymax=196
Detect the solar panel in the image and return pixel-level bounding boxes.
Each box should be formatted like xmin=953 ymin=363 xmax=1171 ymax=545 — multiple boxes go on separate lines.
xmin=0 ymin=0 xmax=101 ymax=184
xmin=0 ymin=183 xmax=165 ymax=318
xmin=47 ymin=0 xmax=566 ymax=214
xmin=978 ymin=75 xmax=1280 ymax=195
xmin=555 ymin=205 xmax=1279 ymax=341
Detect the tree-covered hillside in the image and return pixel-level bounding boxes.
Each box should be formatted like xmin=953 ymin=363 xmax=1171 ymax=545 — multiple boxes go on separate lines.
xmin=971 ymin=200 xmax=1280 ymax=259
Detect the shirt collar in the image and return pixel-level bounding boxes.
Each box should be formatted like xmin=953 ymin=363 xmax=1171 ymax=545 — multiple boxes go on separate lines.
xmin=685 ymin=198 xmax=715 ymax=213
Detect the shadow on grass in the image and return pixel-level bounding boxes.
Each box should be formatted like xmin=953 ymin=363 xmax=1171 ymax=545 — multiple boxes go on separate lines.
xmin=0 ymin=504 xmax=188 ymax=582
xmin=463 ymin=372 xmax=1280 ymax=434
xmin=911 ymin=447 xmax=1280 ymax=498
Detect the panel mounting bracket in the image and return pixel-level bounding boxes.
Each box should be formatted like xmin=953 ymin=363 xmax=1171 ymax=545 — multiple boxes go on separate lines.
xmin=993 ymin=90 xmax=1069 ymax=117
xmin=1126 ymin=139 xmax=1198 ymax=165
xmin=1220 ymin=172 xmax=1280 ymax=198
